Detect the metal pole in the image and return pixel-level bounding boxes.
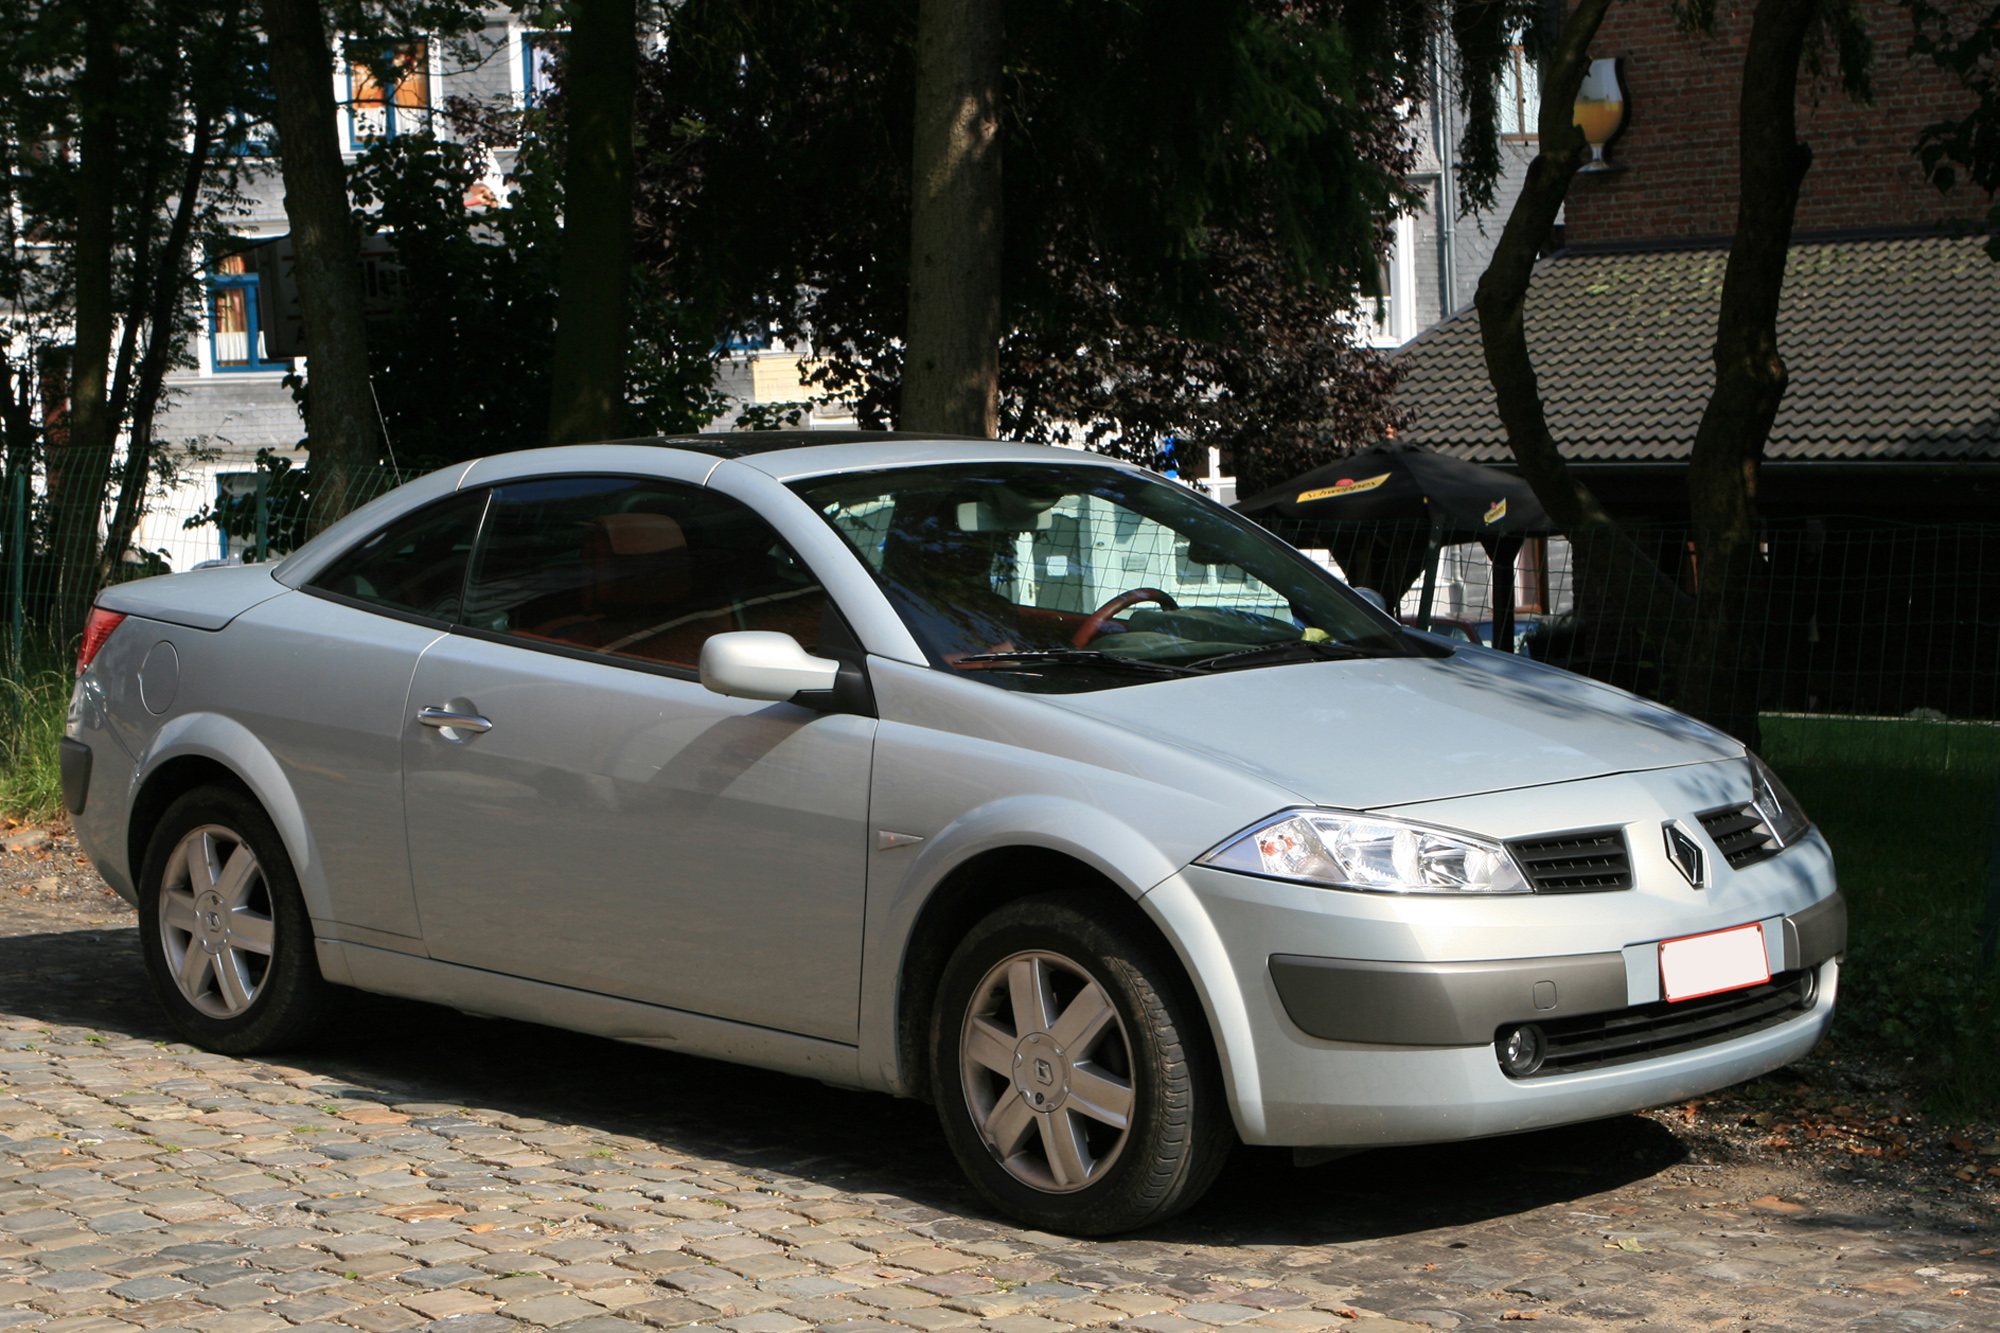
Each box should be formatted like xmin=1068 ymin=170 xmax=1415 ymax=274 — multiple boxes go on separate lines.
xmin=10 ymin=465 xmax=23 ymax=679
xmin=1415 ymin=523 xmax=1443 ymax=631
xmin=253 ymin=470 xmax=270 ymax=563
xmin=1982 ymin=771 xmax=2000 ymax=971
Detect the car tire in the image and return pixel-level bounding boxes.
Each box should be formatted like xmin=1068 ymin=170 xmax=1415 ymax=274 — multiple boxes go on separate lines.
xmin=137 ymin=785 xmax=339 ymax=1054
xmin=930 ymin=892 xmax=1232 ymax=1234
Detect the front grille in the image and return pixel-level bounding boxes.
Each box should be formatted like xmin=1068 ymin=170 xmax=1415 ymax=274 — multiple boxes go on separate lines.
xmin=1699 ymin=803 xmax=1780 ymax=869
xmin=1507 ymin=827 xmax=1633 ymax=892
xmin=1499 ymin=970 xmax=1815 ymax=1078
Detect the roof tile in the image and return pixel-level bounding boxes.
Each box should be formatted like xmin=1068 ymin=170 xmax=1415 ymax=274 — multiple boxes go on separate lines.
xmin=1393 ymin=235 xmax=2000 ymax=464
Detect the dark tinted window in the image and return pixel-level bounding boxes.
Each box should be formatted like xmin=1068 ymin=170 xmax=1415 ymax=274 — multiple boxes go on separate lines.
xmin=309 ymin=491 xmax=487 ymax=621
xmin=463 ymin=476 xmax=827 ymax=670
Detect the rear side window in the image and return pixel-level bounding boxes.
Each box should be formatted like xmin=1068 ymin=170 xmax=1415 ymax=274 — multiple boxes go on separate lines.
xmin=462 ymin=475 xmax=828 ymax=671
xmin=309 ymin=491 xmax=488 ymax=622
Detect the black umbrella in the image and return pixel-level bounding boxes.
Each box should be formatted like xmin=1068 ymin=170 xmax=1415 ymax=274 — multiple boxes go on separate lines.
xmin=1234 ymin=441 xmax=1551 ymax=535
xmin=1235 ymin=443 xmax=1555 ymax=651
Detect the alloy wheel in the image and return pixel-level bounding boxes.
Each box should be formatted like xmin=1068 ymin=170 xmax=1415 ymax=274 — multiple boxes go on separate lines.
xmin=158 ymin=824 xmax=275 ymax=1019
xmin=959 ymin=950 xmax=1136 ymax=1192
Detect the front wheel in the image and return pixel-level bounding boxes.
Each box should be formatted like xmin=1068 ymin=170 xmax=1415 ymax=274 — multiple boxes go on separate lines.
xmin=930 ymin=893 xmax=1232 ymax=1234
xmin=138 ymin=785 xmax=338 ymax=1054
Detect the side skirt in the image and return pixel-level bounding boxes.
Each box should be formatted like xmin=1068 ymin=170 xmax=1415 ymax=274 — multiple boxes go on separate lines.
xmin=320 ymin=940 xmax=865 ymax=1087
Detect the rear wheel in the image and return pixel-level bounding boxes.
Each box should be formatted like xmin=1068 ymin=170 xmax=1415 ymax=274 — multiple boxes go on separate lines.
xmin=138 ymin=785 xmax=338 ymax=1054
xmin=930 ymin=893 xmax=1232 ymax=1234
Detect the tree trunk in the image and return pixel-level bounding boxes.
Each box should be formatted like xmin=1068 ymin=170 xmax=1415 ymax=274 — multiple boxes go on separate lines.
xmin=1680 ymin=0 xmax=1820 ymax=747
xmin=100 ymin=115 xmax=220 ymax=588
xmin=1474 ymin=0 xmax=1692 ymax=696
xmin=902 ymin=0 xmax=1003 ymax=437
xmin=262 ymin=0 xmax=380 ymax=529
xmin=50 ymin=14 xmax=119 ymax=646
xmin=546 ymin=0 xmax=638 ymax=447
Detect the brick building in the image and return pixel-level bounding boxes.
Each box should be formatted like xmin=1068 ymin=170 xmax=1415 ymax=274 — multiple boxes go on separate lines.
xmin=1391 ymin=0 xmax=1999 ymax=524
xmin=1563 ymin=0 xmax=1984 ymax=246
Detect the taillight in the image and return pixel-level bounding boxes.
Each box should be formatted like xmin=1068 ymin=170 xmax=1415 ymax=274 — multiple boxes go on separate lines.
xmin=77 ymin=607 xmax=126 ymax=674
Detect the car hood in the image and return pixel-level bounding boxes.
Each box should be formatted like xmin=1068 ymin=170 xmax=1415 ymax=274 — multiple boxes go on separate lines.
xmin=1041 ymin=647 xmax=1742 ymax=810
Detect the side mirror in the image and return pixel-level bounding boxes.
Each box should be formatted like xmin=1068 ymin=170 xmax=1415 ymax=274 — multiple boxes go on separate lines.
xmin=699 ymin=631 xmax=841 ymax=702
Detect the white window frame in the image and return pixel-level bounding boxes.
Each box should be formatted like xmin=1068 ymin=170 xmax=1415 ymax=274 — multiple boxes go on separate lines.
xmin=1366 ymin=213 xmax=1420 ymax=348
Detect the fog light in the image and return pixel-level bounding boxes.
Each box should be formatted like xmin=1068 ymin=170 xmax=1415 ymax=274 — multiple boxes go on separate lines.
xmin=1796 ymin=966 xmax=1819 ymax=1009
xmin=1498 ymin=1023 xmax=1546 ymax=1078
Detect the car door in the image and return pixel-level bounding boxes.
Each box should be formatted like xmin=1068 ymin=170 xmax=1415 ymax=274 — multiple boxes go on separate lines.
xmin=401 ymin=473 xmax=875 ymax=1044
xmin=238 ymin=488 xmax=487 ymax=941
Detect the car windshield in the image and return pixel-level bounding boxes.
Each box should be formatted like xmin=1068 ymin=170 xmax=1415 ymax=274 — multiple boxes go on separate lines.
xmin=791 ymin=461 xmax=1423 ymax=692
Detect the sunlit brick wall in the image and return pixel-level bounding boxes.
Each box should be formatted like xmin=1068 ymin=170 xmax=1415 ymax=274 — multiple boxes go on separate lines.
xmin=1563 ymin=0 xmax=1982 ymax=246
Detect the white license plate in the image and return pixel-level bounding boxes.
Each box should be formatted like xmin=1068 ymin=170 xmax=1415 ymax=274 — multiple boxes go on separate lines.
xmin=1659 ymin=923 xmax=1770 ymax=1002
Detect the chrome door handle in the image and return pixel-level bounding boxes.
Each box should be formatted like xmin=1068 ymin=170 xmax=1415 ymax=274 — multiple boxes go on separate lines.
xmin=417 ymin=705 xmax=492 ymax=734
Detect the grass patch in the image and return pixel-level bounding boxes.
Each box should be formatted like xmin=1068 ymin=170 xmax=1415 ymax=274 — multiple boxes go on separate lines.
xmin=1762 ymin=713 xmax=2000 ymax=1117
xmin=0 ymin=666 xmax=72 ymax=823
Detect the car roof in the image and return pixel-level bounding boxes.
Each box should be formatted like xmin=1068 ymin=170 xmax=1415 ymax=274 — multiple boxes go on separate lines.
xmin=579 ymin=431 xmax=1145 ymax=484
xmin=606 ymin=430 xmax=991 ymax=458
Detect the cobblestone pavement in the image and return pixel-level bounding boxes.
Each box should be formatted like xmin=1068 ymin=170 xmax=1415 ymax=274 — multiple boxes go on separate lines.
xmin=1 ymin=841 xmax=1997 ymax=1333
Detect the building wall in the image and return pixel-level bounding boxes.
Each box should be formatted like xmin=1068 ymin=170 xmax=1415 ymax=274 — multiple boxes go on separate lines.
xmin=1565 ymin=0 xmax=1982 ymax=245
xmin=1377 ymin=90 xmax=1538 ymax=343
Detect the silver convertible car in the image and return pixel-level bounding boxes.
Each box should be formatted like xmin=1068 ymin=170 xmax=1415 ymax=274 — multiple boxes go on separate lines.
xmin=63 ymin=433 xmax=1843 ymax=1234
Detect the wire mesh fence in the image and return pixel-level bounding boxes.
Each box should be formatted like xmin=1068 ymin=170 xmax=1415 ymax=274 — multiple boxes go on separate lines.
xmin=1266 ymin=516 xmax=2000 ymax=723
xmin=0 ymin=450 xmax=1994 ymax=728
xmin=0 ymin=458 xmax=420 ymax=673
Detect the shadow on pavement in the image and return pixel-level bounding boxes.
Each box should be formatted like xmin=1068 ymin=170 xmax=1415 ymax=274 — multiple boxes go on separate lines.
xmin=0 ymin=924 xmax=1687 ymax=1245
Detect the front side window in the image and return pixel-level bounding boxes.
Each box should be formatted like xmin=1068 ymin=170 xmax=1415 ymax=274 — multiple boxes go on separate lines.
xmin=794 ymin=462 xmax=1419 ymax=693
xmin=461 ymin=476 xmax=828 ymax=671
xmin=308 ymin=490 xmax=487 ymax=622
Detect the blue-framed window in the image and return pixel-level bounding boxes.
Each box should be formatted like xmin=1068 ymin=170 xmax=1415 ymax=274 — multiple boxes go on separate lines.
xmin=346 ymin=40 xmax=429 ymax=148
xmin=208 ymin=251 xmax=287 ymax=373
xmin=521 ymin=32 xmax=563 ymax=106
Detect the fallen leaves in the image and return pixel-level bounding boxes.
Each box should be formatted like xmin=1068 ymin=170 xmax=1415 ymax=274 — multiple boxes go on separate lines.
xmin=1747 ymin=1195 xmax=1809 ymax=1214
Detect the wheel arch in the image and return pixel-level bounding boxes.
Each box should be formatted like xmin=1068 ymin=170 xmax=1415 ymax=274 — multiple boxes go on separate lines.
xmin=891 ymin=843 xmax=1207 ymax=1112
xmin=127 ymin=714 xmax=324 ymax=918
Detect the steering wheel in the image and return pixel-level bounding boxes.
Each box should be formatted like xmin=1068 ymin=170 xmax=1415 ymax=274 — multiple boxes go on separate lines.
xmin=1071 ymin=587 xmax=1180 ymax=647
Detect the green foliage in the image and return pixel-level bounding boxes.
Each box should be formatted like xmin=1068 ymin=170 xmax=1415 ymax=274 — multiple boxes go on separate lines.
xmin=346 ymin=131 xmax=564 ymax=468
xmin=342 ymin=122 xmax=722 ymax=467
xmin=0 ymin=666 xmax=72 ymax=823
xmin=634 ymin=0 xmax=1425 ymax=487
xmin=180 ymin=449 xmax=315 ymax=559
xmin=1763 ymin=714 xmax=2000 ymax=1117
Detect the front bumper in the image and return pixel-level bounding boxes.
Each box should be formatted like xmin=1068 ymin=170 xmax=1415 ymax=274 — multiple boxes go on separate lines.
xmin=1267 ymin=890 xmax=1843 ymax=1045
xmin=1139 ymin=764 xmax=1843 ymax=1148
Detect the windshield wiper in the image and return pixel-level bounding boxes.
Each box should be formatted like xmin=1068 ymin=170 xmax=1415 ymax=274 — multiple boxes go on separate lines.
xmin=953 ymin=650 xmax=1200 ymax=678
xmin=1185 ymin=640 xmax=1372 ymax=673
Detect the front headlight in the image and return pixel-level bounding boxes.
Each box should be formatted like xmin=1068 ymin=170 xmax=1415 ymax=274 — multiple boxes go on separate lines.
xmin=1748 ymin=753 xmax=1811 ymax=846
xmin=1199 ymin=809 xmax=1531 ymax=894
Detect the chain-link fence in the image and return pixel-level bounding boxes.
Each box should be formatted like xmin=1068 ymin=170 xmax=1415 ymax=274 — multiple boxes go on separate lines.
xmin=0 ymin=457 xmax=420 ymax=675
xmin=1266 ymin=517 xmax=2000 ymax=723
